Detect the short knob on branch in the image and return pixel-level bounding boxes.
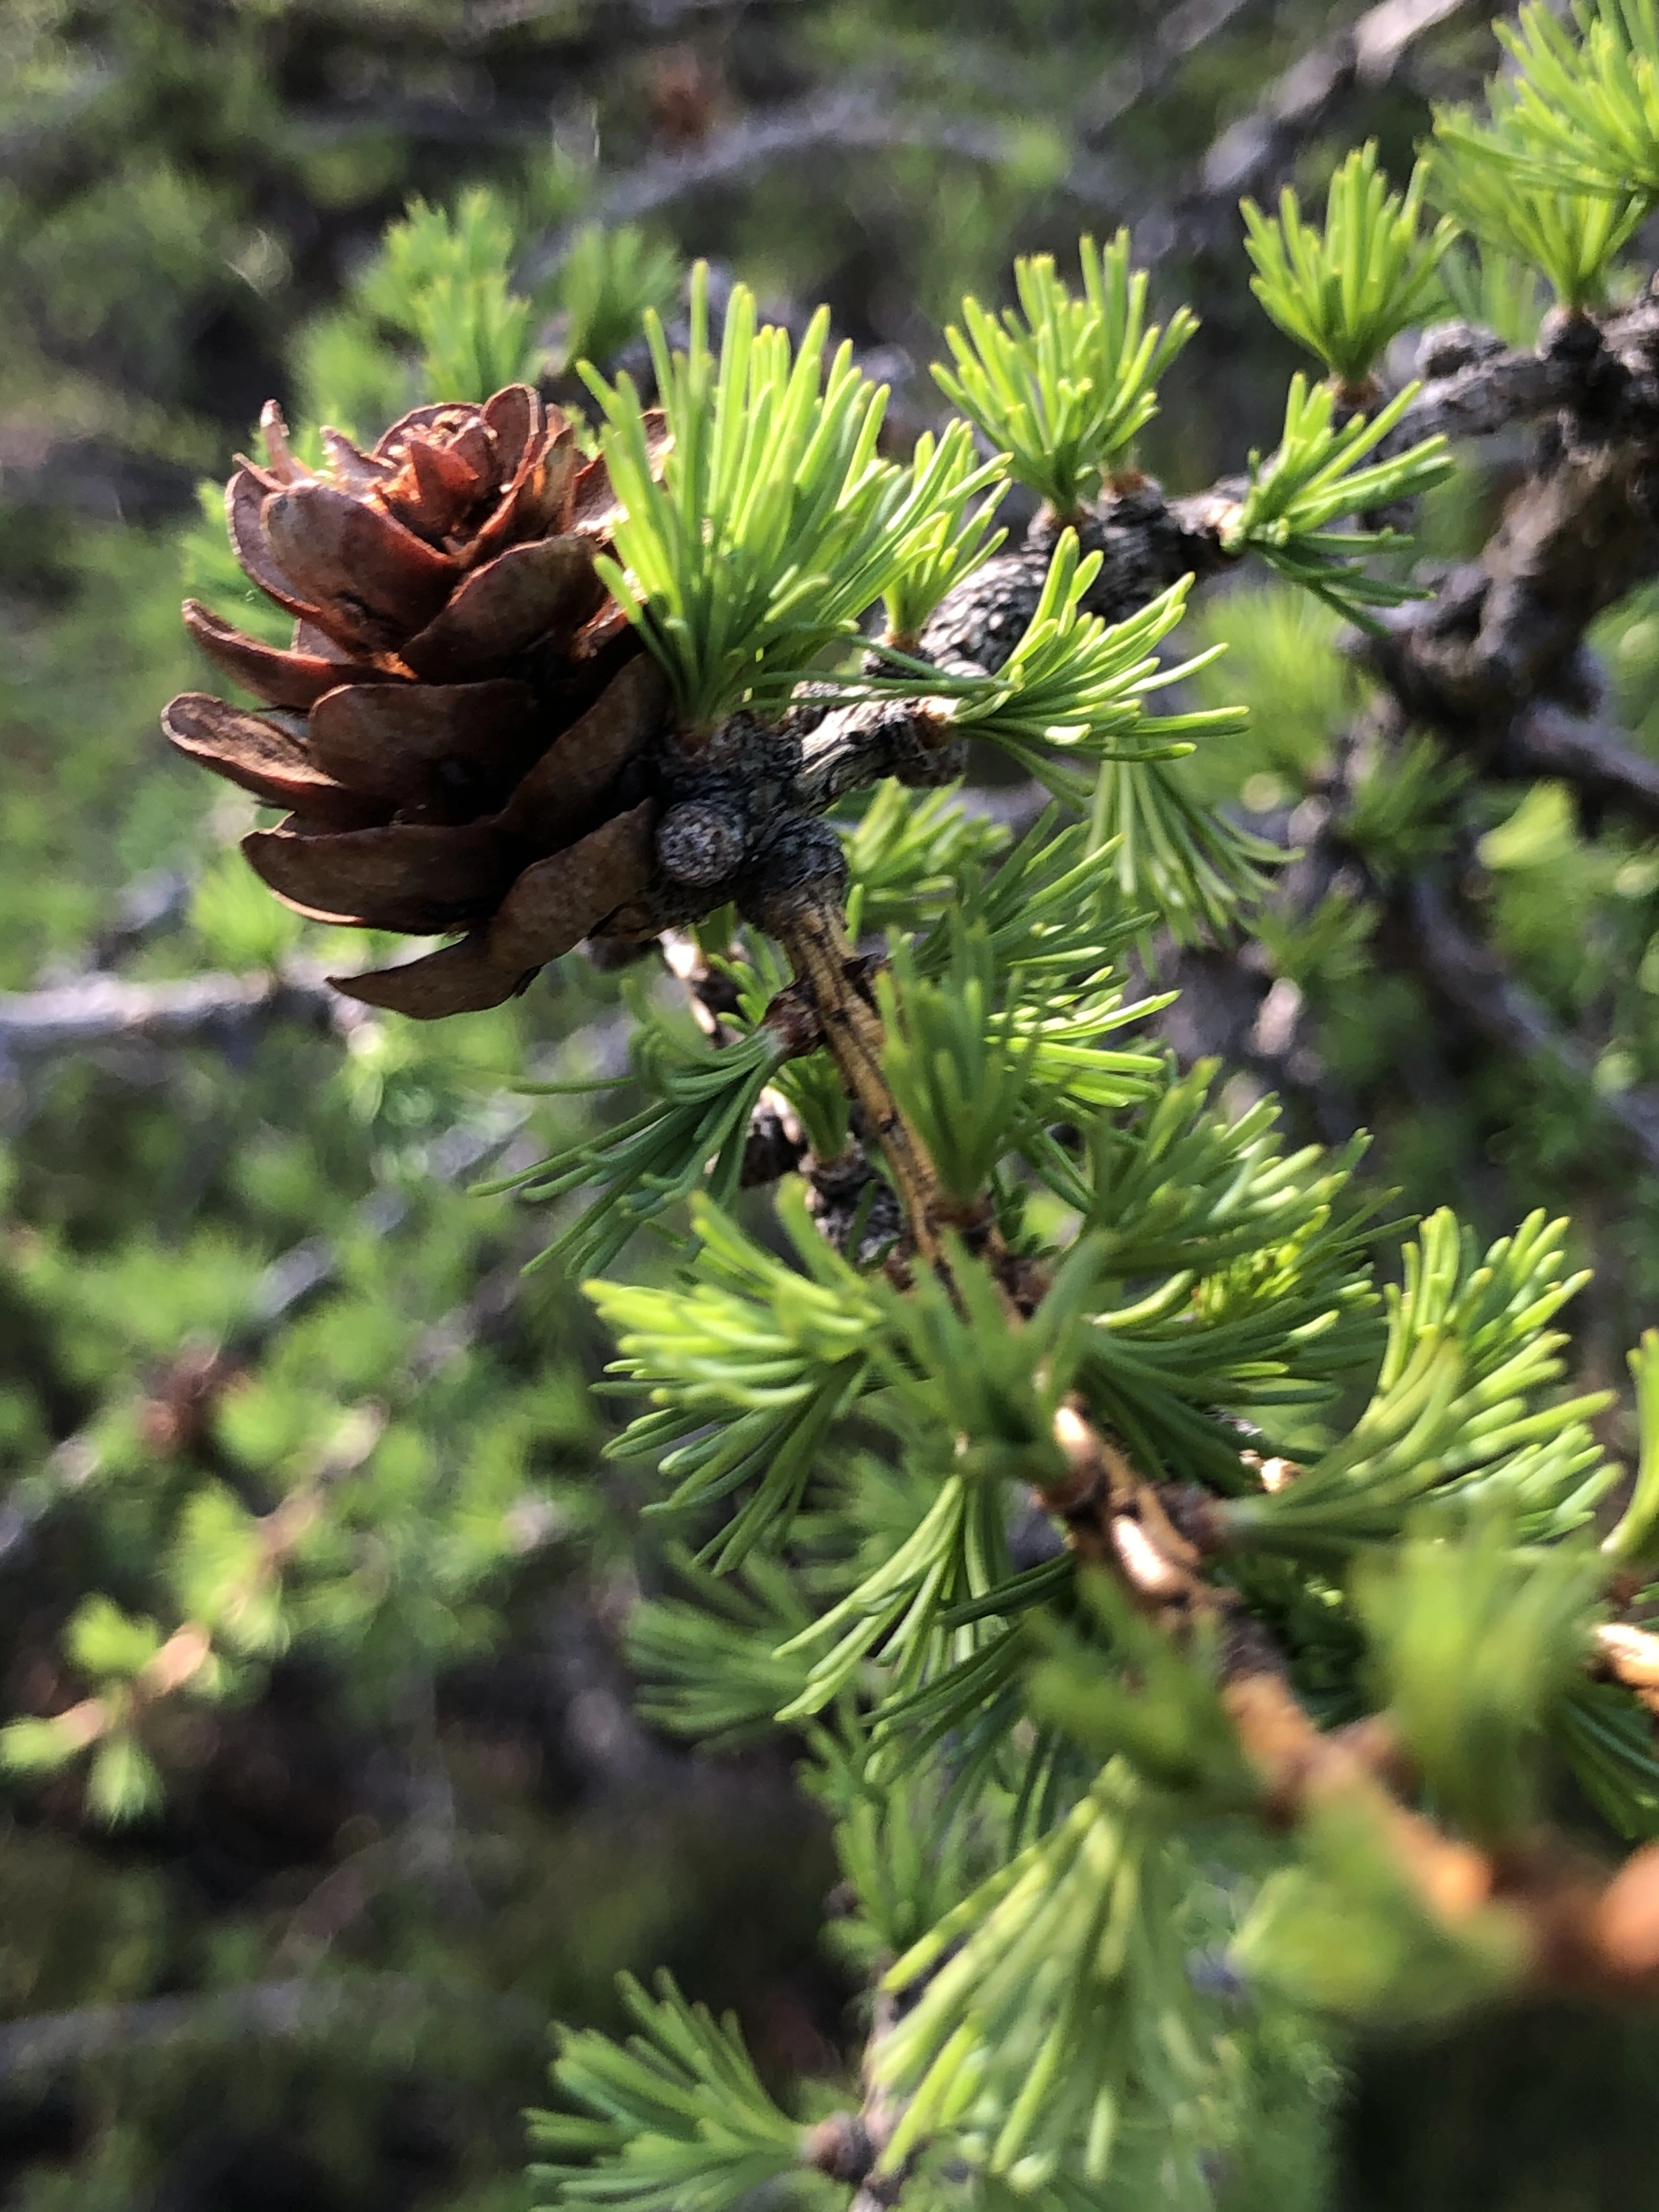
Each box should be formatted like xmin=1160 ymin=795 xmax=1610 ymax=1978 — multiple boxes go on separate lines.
xmin=654 ymin=800 xmax=747 ymax=887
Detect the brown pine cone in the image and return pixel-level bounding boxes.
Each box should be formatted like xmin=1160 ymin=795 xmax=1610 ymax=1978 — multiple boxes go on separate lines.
xmin=163 ymin=385 xmax=674 ymax=1018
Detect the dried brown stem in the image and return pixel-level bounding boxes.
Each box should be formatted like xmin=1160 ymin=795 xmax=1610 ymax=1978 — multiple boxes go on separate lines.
xmin=1593 ymin=1621 xmax=1659 ymax=1718
xmin=803 ymin=1987 xmax=913 ymax=2206
xmin=768 ymin=889 xmax=949 ymax=1269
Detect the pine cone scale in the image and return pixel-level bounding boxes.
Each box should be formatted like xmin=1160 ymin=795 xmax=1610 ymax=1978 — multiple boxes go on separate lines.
xmin=397 ymin=537 xmax=604 ymax=680
xmin=332 ymin=936 xmax=530 ymax=1018
xmin=307 ymin=680 xmax=539 ymax=816
xmin=182 ymin=600 xmax=408 ymax=712
xmin=332 ymin=798 xmax=658 ymax=1018
xmin=227 ymin=470 xmax=320 ymax=620
xmin=261 ymin=482 xmax=457 ymax=652
xmin=489 ymin=654 xmax=666 ymax=847
xmin=486 ymin=798 xmax=656 ymax=970
xmin=244 ymin=819 xmax=514 ymax=933
xmin=162 ymin=695 xmax=383 ymax=831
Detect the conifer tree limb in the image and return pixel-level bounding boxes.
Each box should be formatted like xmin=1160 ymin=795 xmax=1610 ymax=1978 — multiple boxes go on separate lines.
xmin=786 ymin=695 xmax=968 ymax=814
xmin=5 ymin=1401 xmax=390 ymax=1776
xmin=0 ymin=1973 xmax=540 ymax=2083
xmin=529 ymin=0 xmax=1486 ymax=301
xmin=918 ymin=487 xmax=1238 ymax=677
xmin=0 ymin=1053 xmax=573 ymax=1571
xmin=1395 ymin=321 xmax=1575 ymax=443
xmin=1507 ymin=702 xmax=1659 ymax=838
xmin=41 ymin=1623 xmax=217 ymax=1759
xmin=1361 ymin=297 xmax=1659 ymax=824
xmin=1183 ymin=0 xmax=1488 ymax=224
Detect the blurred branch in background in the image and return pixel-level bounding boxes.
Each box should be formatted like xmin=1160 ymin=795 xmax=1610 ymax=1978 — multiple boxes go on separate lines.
xmin=0 ymin=1972 xmax=543 ymax=2081
xmin=0 ymin=967 xmax=340 ymax=1070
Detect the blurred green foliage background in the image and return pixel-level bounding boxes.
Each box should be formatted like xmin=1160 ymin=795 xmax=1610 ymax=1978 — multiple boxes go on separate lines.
xmin=8 ymin=2 xmax=1659 ymax=2207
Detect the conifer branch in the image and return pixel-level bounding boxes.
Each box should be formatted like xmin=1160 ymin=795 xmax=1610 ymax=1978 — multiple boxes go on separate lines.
xmin=1507 ymin=701 xmax=1659 ymax=837
xmin=529 ymin=95 xmax=1105 ymax=283
xmin=1170 ymin=0 xmax=1486 ymax=250
xmin=739 ymin=883 xmax=1659 ymax=2063
xmin=637 ymin=788 xmax=1654 ymax=2078
xmin=0 ymin=1052 xmax=567 ymax=1574
xmin=1 ymin=1401 xmax=392 ymax=1815
xmin=110 ymin=27 xmax=1659 ymax=2182
xmin=1362 ymin=294 xmax=1659 ymax=753
xmin=1396 ymin=321 xmax=1576 ymax=442
xmin=803 ymin=1987 xmax=912 ymax=2211
xmin=21 ymin=1622 xmax=217 ymax=1764
xmin=786 ymin=695 xmax=966 ymax=816
xmin=519 ymin=0 xmax=1482 ymax=304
